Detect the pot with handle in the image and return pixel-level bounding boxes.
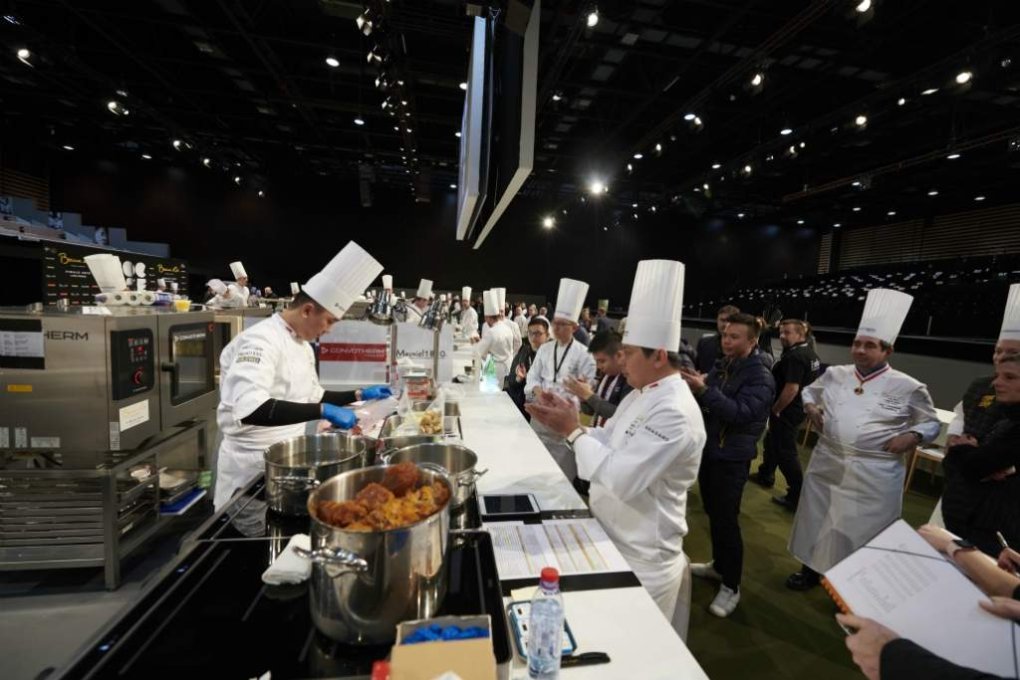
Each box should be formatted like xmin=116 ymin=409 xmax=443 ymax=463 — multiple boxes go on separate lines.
xmin=381 ymin=443 xmax=486 ymax=509
xmin=263 ymin=432 xmax=369 ymax=516
xmin=297 ymin=465 xmax=452 ymax=644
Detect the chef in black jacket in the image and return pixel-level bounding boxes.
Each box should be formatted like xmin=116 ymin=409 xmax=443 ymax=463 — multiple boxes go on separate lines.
xmin=750 ymin=319 xmax=821 ymax=510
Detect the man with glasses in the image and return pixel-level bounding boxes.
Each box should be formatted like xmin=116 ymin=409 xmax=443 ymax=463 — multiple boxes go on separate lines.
xmin=506 ymin=315 xmax=551 ymax=417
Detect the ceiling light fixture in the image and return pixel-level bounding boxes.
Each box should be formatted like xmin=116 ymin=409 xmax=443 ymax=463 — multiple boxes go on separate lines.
xmin=854 ymin=114 xmax=868 ymax=127
xmin=683 ymin=113 xmax=696 ymax=121
xmin=633 ymin=152 xmax=643 ymax=159
xmin=737 ymin=212 xmax=745 ymax=219
xmin=833 ymin=223 xmax=842 ymax=228
xmin=742 ymin=164 xmax=752 ymax=175
xmin=588 ymin=179 xmax=606 ymax=195
xmin=797 ymin=219 xmax=805 ymax=225
xmin=459 ymin=81 xmax=467 ymax=91
xmin=655 ymin=143 xmax=663 ymax=152
xmin=172 ymin=139 xmax=183 ymax=150
xmin=626 ymin=163 xmax=633 ymax=172
xmin=711 ymin=163 xmax=721 ymax=169
xmin=974 ymin=195 xmax=986 ymax=201
xmin=780 ymin=127 xmax=793 ymax=136
xmin=632 ymin=203 xmax=638 ymax=208
xmin=325 ymin=56 xmax=340 ymax=68
xmin=202 ymin=157 xmax=211 ymax=167
xmin=542 ymin=216 xmax=555 ymax=229
xmin=586 ymin=7 xmax=599 ymax=28
xmin=551 ymin=92 xmax=562 ymax=102
xmin=455 ymin=131 xmax=461 ymax=138
xmin=354 ymin=116 xmax=365 ymax=126
xmin=234 ymin=176 xmax=242 ymax=185
xmin=750 ymin=72 xmax=765 ymax=87
xmin=16 ymin=47 xmax=32 ymax=67
xmin=927 ymin=189 xmax=938 ymax=196
xmin=946 ymin=152 xmax=961 ymax=159
xmin=955 ymin=70 xmax=973 ymax=84
xmin=141 ymin=153 xmax=152 ymax=160
xmin=852 ymin=206 xmax=862 ymax=212
xmin=258 ymin=190 xmax=265 ymax=198
xmin=356 ymin=11 xmax=374 ymax=36
xmin=921 ymin=87 xmax=938 ymax=95
xmin=897 ymin=97 xmax=907 ymax=106
xmin=856 ymin=0 xmax=872 ymax=12
xmin=887 ymin=210 xmax=896 ymax=216
xmin=62 ymin=145 xmax=74 ymax=151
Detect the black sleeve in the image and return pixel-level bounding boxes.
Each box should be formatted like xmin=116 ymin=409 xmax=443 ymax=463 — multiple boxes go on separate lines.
xmin=881 ymin=639 xmax=1004 ymax=680
xmin=240 ymin=399 xmax=321 ymax=426
xmin=585 ymin=394 xmax=617 ymax=420
xmin=321 ymin=390 xmax=358 ymax=406
xmin=949 ymin=434 xmax=1020 ymax=481
xmin=783 ymin=354 xmax=809 ymax=386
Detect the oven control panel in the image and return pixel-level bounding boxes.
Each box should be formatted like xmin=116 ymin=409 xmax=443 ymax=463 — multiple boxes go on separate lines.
xmin=110 ymin=329 xmax=155 ymax=400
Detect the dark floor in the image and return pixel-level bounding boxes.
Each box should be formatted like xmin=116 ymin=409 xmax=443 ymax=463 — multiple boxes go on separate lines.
xmin=683 ymin=442 xmax=942 ymax=680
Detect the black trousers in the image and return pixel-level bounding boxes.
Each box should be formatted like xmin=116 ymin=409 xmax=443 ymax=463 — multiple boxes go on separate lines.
xmin=759 ymin=415 xmax=803 ymax=500
xmin=699 ymin=458 xmax=751 ymax=590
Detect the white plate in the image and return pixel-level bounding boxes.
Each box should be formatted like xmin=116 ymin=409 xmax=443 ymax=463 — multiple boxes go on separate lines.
xmin=122 ymin=260 xmax=134 ymax=276
xmin=134 ymin=262 xmax=146 ymax=277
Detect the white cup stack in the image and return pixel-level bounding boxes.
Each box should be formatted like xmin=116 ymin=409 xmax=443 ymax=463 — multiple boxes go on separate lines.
xmin=84 ymin=254 xmax=128 ymax=293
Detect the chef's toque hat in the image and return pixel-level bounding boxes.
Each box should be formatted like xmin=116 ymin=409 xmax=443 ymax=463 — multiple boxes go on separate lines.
xmin=229 ymin=261 xmax=247 ymax=279
xmin=462 ymin=286 xmax=472 ymax=300
xmin=416 ymin=279 xmax=433 ymax=299
xmin=553 ymin=278 xmax=589 ymax=323
xmin=170 ymin=281 xmax=179 ymax=293
xmin=856 ymin=288 xmax=913 ymax=345
xmin=290 ymin=281 xmax=300 ymax=295
xmin=382 ymin=274 xmax=393 ymax=291
xmin=999 ymin=283 xmax=1020 ymax=341
xmin=302 ymin=241 xmax=383 ymax=317
xmin=495 ymin=287 xmax=507 ymax=312
xmin=207 ymin=279 xmax=228 ymax=295
xmin=483 ymin=290 xmax=499 ymax=316
xmin=156 ymin=278 xmax=166 ymax=288
xmin=622 ymin=260 xmax=685 ymax=351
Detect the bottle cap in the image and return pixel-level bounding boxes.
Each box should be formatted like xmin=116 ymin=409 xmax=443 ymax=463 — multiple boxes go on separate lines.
xmin=540 ymin=566 xmax=559 ymax=583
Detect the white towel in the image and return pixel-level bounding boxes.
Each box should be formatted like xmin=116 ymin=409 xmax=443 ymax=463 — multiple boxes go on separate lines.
xmin=261 ymin=534 xmax=311 ymax=585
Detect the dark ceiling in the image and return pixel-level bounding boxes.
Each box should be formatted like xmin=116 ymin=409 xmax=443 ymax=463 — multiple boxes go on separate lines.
xmin=2 ymin=0 xmax=1020 ymax=235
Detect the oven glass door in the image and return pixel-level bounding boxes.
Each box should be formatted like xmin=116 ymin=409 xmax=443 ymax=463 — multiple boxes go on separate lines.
xmin=168 ymin=323 xmax=215 ymax=405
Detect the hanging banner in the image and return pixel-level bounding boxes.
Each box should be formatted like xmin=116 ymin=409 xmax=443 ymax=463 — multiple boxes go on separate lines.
xmin=41 ymin=242 xmax=188 ymax=307
xmin=318 ymin=320 xmax=390 ymax=386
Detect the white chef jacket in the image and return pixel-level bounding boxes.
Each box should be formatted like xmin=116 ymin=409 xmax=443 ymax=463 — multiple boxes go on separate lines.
xmin=573 ymin=374 xmax=706 ymax=618
xmin=228 ymin=282 xmax=250 ymax=307
xmin=209 ymin=290 xmax=244 ymax=309
xmin=501 ymin=317 xmax=522 ymax=355
xmin=214 ymin=313 xmax=325 ymax=509
xmin=474 ymin=320 xmax=515 ymax=385
xmin=404 ymin=302 xmax=425 ymax=324
xmin=459 ymin=305 xmax=479 ymax=341
xmin=524 ymin=339 xmax=596 ymax=397
xmin=514 ymin=313 xmax=528 ymax=336
xmin=789 ymin=364 xmax=940 ymax=572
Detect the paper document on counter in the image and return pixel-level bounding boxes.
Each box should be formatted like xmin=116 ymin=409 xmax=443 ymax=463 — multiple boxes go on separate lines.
xmin=485 ymin=518 xmax=631 ymax=580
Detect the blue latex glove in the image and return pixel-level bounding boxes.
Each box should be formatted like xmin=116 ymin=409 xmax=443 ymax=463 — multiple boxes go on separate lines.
xmin=322 ymin=404 xmax=357 ymax=429
xmin=361 ymin=385 xmax=393 ymax=401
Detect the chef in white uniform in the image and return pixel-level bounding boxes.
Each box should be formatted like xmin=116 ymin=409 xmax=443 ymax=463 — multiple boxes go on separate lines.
xmin=405 ymin=278 xmax=432 ymax=323
xmin=494 ymin=287 xmax=523 ymax=354
xmin=227 ymin=261 xmax=251 ymax=307
xmin=459 ymin=286 xmax=479 ymax=342
xmin=214 ymin=241 xmax=389 ymax=509
xmin=527 ymin=260 xmax=706 ymax=635
xmin=786 ymin=288 xmax=941 ymax=589
xmin=473 ymin=290 xmax=515 ymax=385
xmin=524 ymin=278 xmax=597 ymax=481
xmin=207 ymin=278 xmax=243 ymax=309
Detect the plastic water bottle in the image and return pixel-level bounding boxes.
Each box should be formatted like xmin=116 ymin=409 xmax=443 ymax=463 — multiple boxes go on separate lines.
xmin=528 ymin=567 xmax=564 ymax=679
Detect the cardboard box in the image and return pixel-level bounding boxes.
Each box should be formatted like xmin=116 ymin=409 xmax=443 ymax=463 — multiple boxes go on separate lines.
xmin=390 ymin=615 xmax=497 ymax=680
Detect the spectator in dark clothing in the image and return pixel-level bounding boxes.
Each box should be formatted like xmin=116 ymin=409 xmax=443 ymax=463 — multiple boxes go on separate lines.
xmin=695 ymin=304 xmax=741 ymax=374
xmin=573 ymin=312 xmax=591 ymax=346
xmin=837 ymin=523 xmax=1020 ymax=680
xmin=751 ymin=319 xmax=822 ymax=510
xmin=505 ymin=316 xmax=550 ymax=418
xmin=562 ymin=330 xmax=633 ymax=496
xmin=595 ymin=305 xmax=612 ymax=334
xmin=677 ymin=338 xmax=697 ymax=372
xmin=682 ymin=313 xmax=776 ymax=618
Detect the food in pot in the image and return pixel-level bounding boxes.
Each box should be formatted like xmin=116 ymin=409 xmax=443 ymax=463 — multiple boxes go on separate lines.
xmin=418 ymin=409 xmax=443 ymax=435
xmin=316 ymin=462 xmax=450 ymax=531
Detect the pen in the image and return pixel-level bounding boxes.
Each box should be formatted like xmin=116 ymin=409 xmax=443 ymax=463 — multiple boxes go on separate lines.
xmin=996 ymin=531 xmax=1019 ymax=576
xmin=560 ymin=651 xmax=611 ymax=668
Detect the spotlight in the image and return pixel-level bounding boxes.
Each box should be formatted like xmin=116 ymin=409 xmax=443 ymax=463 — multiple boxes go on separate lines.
xmin=459 ymin=81 xmax=467 ymax=91
xmin=366 ymin=47 xmax=385 ymax=65
xmin=711 ymin=163 xmax=721 ymax=169
xmin=173 ymin=139 xmax=183 ymax=150
xmin=887 ymin=210 xmax=896 ymax=216
xmin=551 ymin=92 xmax=562 ymax=102
xmin=356 ymin=11 xmax=373 ymax=36
xmin=234 ymin=176 xmax=241 ymax=185
xmin=974 ymin=195 xmax=986 ymax=201
xmin=16 ymin=47 xmax=32 ymax=66
xmin=780 ymin=127 xmax=793 ymax=136
xmin=797 ymin=219 xmax=805 ymax=225
xmin=921 ymin=87 xmax=938 ymax=95
xmin=258 ymin=190 xmax=265 ymax=198
xmin=833 ymin=223 xmax=842 ymax=228
xmin=62 ymin=145 xmax=74 ymax=151
xmin=626 ymin=163 xmax=633 ymax=172
xmin=737 ymin=213 xmax=746 ymax=219
xmin=141 ymin=153 xmax=152 ymax=160
xmin=852 ymin=206 xmax=862 ymax=212
xmin=927 ymin=189 xmax=938 ymax=196
xmin=107 ymin=100 xmax=123 ymax=115
xmin=955 ymin=70 xmax=973 ymax=84
xmin=202 ymin=157 xmax=211 ymax=167
xmin=325 ymin=56 xmax=340 ymax=68
xmin=588 ymin=180 xmax=606 ymax=195
xmin=856 ymin=0 xmax=872 ymax=12
xmin=702 ymin=182 xmax=710 ymax=191
xmin=455 ymin=131 xmax=461 ymax=138
xmin=946 ymin=152 xmax=961 ymax=160
xmin=650 ymin=206 xmax=657 ymax=213
xmin=750 ymin=72 xmax=765 ymax=87
xmin=799 ymin=141 xmax=806 ymax=148
xmin=897 ymin=97 xmax=907 ymax=106
xmin=586 ymin=7 xmax=599 ymax=28
xmin=683 ymin=113 xmax=696 ymax=121
xmin=633 ymin=153 xmax=643 ymax=160
xmin=542 ymin=216 xmax=555 ymax=229
xmin=655 ymin=143 xmax=663 ymax=153
xmin=742 ymin=164 xmax=752 ymax=176
xmin=854 ymin=114 xmax=868 ymax=128
xmin=632 ymin=203 xmax=638 ymax=208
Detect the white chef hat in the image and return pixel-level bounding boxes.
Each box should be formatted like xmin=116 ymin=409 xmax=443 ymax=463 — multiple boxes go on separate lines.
xmin=462 ymin=286 xmax=472 ymax=301
xmin=483 ymin=290 xmax=499 ymax=316
xmin=290 ymin=281 xmax=300 ymax=295
xmin=856 ymin=288 xmax=913 ymax=345
xmin=439 ymin=293 xmax=448 ymax=302
xmin=554 ymin=278 xmax=589 ymax=323
xmin=156 ymin=278 xmax=166 ymax=288
xmin=170 ymin=281 xmax=179 ymax=292
xmin=999 ymin=283 xmax=1020 ymax=341
xmin=416 ymin=279 xmax=433 ymax=299
xmin=302 ymin=241 xmax=383 ymax=317
xmin=382 ymin=274 xmax=393 ymax=290
xmin=84 ymin=253 xmax=127 ymax=292
xmin=207 ymin=278 xmax=228 ymax=295
xmin=230 ymin=261 xmax=247 ymax=279
xmin=623 ymin=260 xmax=685 ymax=351
xmin=495 ymin=287 xmax=507 ymax=312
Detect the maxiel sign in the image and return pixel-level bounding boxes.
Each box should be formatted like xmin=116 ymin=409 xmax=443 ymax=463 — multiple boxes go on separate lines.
xmin=319 ymin=343 xmax=387 ymax=363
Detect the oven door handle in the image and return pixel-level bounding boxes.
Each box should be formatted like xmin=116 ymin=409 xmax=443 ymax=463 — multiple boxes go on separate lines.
xmin=161 ymin=361 xmax=179 ymax=394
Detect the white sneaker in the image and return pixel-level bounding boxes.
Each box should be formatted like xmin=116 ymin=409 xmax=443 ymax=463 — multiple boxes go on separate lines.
xmin=708 ymin=584 xmax=741 ymax=618
xmin=689 ymin=561 xmax=723 ymax=582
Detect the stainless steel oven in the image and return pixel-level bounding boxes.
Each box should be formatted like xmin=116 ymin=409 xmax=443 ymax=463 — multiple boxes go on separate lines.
xmin=156 ymin=313 xmax=219 ymax=429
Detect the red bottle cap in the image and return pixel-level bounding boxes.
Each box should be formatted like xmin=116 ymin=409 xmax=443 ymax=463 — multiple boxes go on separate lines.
xmin=371 ymin=660 xmax=390 ymax=680
xmin=540 ymin=566 xmax=559 ymax=583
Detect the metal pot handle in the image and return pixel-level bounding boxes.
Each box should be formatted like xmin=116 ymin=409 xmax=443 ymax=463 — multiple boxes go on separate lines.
xmin=458 ymin=467 xmax=488 ymax=484
xmin=293 ymin=546 xmax=369 ymax=577
xmin=275 ymin=476 xmax=321 ymax=491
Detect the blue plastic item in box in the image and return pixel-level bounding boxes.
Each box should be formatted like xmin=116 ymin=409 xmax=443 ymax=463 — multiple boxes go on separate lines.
xmin=401 ymin=624 xmax=490 ymax=645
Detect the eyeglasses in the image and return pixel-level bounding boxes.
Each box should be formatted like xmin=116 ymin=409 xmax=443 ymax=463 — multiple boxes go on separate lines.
xmin=527 ymin=330 xmax=547 ymax=338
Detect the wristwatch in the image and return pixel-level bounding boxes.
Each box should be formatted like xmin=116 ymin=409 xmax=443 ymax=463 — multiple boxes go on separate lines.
xmin=566 ymin=427 xmax=586 ymax=447
xmin=908 ymin=430 xmax=924 ymax=443
xmin=947 ymin=538 xmax=978 ymax=560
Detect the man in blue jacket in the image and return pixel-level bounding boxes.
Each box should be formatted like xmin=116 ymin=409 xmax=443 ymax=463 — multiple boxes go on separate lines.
xmin=681 ymin=313 xmax=776 ymax=618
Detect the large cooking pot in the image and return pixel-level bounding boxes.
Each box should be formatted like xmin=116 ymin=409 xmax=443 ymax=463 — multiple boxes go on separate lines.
xmin=263 ymin=433 xmax=369 ymax=516
xmin=382 ymin=443 xmax=486 ymax=509
xmin=296 ymin=465 xmax=452 ymax=644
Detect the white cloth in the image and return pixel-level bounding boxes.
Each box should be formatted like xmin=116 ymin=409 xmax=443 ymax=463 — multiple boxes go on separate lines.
xmin=856 ymin=288 xmax=913 ymax=345
xmin=789 ymin=364 xmax=940 ymax=572
xmin=214 ymin=314 xmax=326 ymax=509
xmin=459 ymin=305 xmax=479 ymax=341
xmin=474 ymin=320 xmax=515 ymax=385
xmin=623 ymin=260 xmax=685 ymax=351
xmin=261 ymin=534 xmax=312 ymax=585
xmin=573 ymin=374 xmax=706 ymax=619
xmin=502 ymin=317 xmax=522 ymax=355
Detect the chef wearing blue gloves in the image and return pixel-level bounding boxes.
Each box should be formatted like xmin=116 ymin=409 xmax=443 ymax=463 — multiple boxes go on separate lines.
xmin=214 ymin=241 xmax=387 ymax=509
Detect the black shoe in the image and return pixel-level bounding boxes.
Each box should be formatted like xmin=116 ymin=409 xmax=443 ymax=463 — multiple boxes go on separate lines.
xmin=771 ymin=495 xmax=798 ymax=512
xmin=785 ymin=570 xmax=820 ymax=591
xmin=749 ymin=471 xmax=775 ymax=488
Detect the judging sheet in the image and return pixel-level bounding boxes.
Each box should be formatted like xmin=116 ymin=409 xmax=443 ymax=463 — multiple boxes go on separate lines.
xmin=485 ymin=518 xmax=632 ymax=580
